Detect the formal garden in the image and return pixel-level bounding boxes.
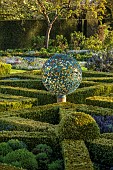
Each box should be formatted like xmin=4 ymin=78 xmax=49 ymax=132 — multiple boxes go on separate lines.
xmin=1 ymin=0 xmax=113 ymax=170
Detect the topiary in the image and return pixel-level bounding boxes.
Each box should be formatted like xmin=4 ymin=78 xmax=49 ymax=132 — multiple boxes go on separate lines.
xmin=48 ymin=159 xmax=64 ymax=170
xmin=0 ymin=142 xmax=13 ymax=156
xmin=32 ymin=144 xmax=53 ymax=157
xmin=3 ymin=148 xmax=38 ymax=170
xmin=7 ymin=139 xmax=27 ymax=151
xmin=57 ymin=112 xmax=100 ymax=141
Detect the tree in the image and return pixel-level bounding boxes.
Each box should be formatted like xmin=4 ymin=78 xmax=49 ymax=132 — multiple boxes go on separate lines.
xmin=0 ymin=0 xmax=107 ymax=49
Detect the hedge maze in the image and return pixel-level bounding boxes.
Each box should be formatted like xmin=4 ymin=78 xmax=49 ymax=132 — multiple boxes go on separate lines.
xmin=0 ymin=70 xmax=113 ymax=170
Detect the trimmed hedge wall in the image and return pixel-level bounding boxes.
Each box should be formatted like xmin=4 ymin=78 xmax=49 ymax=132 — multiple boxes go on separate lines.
xmin=57 ymin=110 xmax=100 ymax=141
xmin=67 ymin=83 xmax=113 ymax=104
xmin=0 ymin=131 xmax=59 ymax=152
xmin=83 ymin=77 xmax=113 ymax=83
xmin=0 ymin=85 xmax=56 ymax=105
xmin=62 ymin=140 xmax=94 ymax=170
xmin=0 ymin=164 xmax=25 ymax=170
xmin=0 ymin=79 xmax=46 ymax=90
xmin=0 ymin=116 xmax=55 ymax=132
xmin=86 ymin=96 xmax=113 ymax=109
xmin=86 ymin=138 xmax=113 ymax=167
xmin=82 ymin=71 xmax=113 ymax=77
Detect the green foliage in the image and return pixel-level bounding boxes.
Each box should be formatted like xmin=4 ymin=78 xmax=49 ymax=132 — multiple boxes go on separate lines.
xmin=70 ymin=31 xmax=85 ymax=50
xmin=0 ymin=142 xmax=13 ymax=156
xmin=86 ymin=138 xmax=113 ymax=166
xmin=83 ymin=34 xmax=103 ymax=51
xmin=35 ymin=152 xmax=50 ymax=169
xmin=48 ymin=159 xmax=63 ymax=170
xmin=0 ymin=62 xmax=11 ymax=76
xmin=86 ymin=96 xmax=113 ymax=109
xmin=3 ymin=148 xmax=38 ymax=170
xmin=55 ymin=34 xmax=68 ymax=51
xmin=62 ymin=140 xmax=94 ymax=170
xmin=7 ymin=139 xmax=27 ymax=151
xmin=57 ymin=112 xmax=100 ymax=141
xmin=32 ymin=144 xmax=52 ymax=156
xmin=0 ymin=164 xmax=25 ymax=170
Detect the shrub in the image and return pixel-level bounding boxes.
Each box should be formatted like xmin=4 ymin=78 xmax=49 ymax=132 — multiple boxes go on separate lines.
xmin=35 ymin=152 xmax=50 ymax=170
xmin=57 ymin=112 xmax=100 ymax=141
xmin=32 ymin=144 xmax=52 ymax=156
xmin=7 ymin=139 xmax=27 ymax=151
xmin=3 ymin=148 xmax=38 ymax=170
xmin=0 ymin=142 xmax=13 ymax=156
xmin=48 ymin=159 xmax=64 ymax=170
xmin=0 ymin=62 xmax=11 ymax=75
xmin=86 ymin=138 xmax=113 ymax=167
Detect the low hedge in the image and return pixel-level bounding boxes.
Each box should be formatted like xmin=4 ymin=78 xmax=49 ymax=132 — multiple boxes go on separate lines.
xmin=0 ymin=116 xmax=55 ymax=132
xmin=62 ymin=139 xmax=94 ymax=170
xmin=0 ymin=80 xmax=46 ymax=90
xmin=86 ymin=138 xmax=113 ymax=167
xmin=74 ymin=104 xmax=113 ymax=116
xmin=100 ymin=133 xmax=113 ymax=140
xmin=82 ymin=71 xmax=113 ymax=77
xmin=86 ymin=96 xmax=113 ymax=109
xmin=0 ymin=73 xmax=41 ymax=80
xmin=0 ymin=62 xmax=11 ymax=76
xmin=83 ymin=77 xmax=113 ymax=83
xmin=0 ymin=85 xmax=56 ymax=105
xmin=0 ymin=164 xmax=25 ymax=170
xmin=0 ymin=98 xmax=37 ymax=111
xmin=0 ymin=131 xmax=59 ymax=152
xmin=67 ymin=83 xmax=113 ymax=104
xmin=57 ymin=111 xmax=100 ymax=141
xmin=79 ymin=81 xmax=99 ymax=88
xmin=6 ymin=102 xmax=77 ymax=124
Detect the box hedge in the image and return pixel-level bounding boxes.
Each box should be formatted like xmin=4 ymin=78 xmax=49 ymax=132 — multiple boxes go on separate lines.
xmin=86 ymin=138 xmax=113 ymax=167
xmin=0 ymin=62 xmax=11 ymax=76
xmin=57 ymin=111 xmax=100 ymax=141
xmin=0 ymin=164 xmax=25 ymax=170
xmin=86 ymin=96 xmax=113 ymax=109
xmin=62 ymin=139 xmax=94 ymax=170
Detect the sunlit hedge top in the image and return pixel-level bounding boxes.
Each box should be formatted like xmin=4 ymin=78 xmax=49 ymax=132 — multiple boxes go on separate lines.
xmin=42 ymin=54 xmax=82 ymax=95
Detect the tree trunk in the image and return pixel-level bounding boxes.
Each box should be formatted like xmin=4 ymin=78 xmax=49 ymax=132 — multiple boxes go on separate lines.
xmin=45 ymin=24 xmax=52 ymax=49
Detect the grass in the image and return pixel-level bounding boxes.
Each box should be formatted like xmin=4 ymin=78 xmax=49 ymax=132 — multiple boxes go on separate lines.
xmin=10 ymin=69 xmax=26 ymax=74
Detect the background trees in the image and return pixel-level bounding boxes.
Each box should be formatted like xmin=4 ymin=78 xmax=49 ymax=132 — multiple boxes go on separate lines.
xmin=0 ymin=0 xmax=107 ymax=49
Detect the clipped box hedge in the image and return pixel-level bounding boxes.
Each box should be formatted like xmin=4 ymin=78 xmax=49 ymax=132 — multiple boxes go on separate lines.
xmin=57 ymin=110 xmax=100 ymax=141
xmin=62 ymin=139 xmax=94 ymax=170
xmin=0 ymin=131 xmax=59 ymax=152
xmin=86 ymin=96 xmax=113 ymax=109
xmin=83 ymin=77 xmax=113 ymax=83
xmin=0 ymin=62 xmax=11 ymax=76
xmin=0 ymin=79 xmax=46 ymax=90
xmin=67 ymin=83 xmax=113 ymax=104
xmin=0 ymin=85 xmax=56 ymax=105
xmin=0 ymin=164 xmax=25 ymax=170
xmin=82 ymin=71 xmax=113 ymax=77
xmin=86 ymin=138 xmax=113 ymax=167
xmin=0 ymin=116 xmax=55 ymax=132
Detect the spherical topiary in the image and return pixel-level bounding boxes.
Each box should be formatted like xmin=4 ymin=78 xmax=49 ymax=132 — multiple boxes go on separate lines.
xmin=3 ymin=148 xmax=38 ymax=170
xmin=57 ymin=112 xmax=100 ymax=141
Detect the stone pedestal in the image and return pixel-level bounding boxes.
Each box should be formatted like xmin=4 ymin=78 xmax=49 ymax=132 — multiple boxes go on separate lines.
xmin=57 ymin=95 xmax=66 ymax=103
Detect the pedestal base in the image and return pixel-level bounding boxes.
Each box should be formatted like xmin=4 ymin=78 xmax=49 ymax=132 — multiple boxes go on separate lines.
xmin=57 ymin=95 xmax=66 ymax=103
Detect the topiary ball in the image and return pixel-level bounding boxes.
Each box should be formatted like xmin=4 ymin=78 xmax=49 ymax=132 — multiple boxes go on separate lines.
xmin=42 ymin=54 xmax=82 ymax=95
xmin=57 ymin=112 xmax=100 ymax=141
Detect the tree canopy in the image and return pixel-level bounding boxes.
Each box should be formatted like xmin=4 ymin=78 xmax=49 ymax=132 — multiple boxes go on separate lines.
xmin=0 ymin=0 xmax=107 ymax=48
